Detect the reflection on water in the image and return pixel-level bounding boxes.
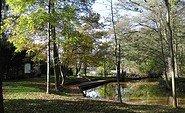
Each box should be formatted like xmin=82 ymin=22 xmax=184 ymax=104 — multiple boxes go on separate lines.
xmin=85 ymin=80 xmax=185 ymax=107
xmin=83 ymin=90 xmax=100 ymax=98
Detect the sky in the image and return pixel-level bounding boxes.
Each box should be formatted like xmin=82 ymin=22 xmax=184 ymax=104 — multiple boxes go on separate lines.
xmin=92 ymin=0 xmax=112 ymax=19
xmin=92 ymin=0 xmax=119 ymax=23
xmin=92 ymin=0 xmax=140 ymax=22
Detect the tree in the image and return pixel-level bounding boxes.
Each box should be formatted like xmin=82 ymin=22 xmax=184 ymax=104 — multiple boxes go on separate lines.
xmin=0 ymin=0 xmax=7 ymax=112
xmin=108 ymin=0 xmax=122 ymax=103
xmin=46 ymin=0 xmax=52 ymax=94
xmin=117 ymin=0 xmax=184 ymax=108
xmin=60 ymin=12 xmax=105 ymax=77
xmin=0 ymin=2 xmax=4 ymax=113
xmin=164 ymin=0 xmax=177 ymax=108
xmin=5 ymin=0 xmax=96 ymax=92
xmin=5 ymin=0 xmax=74 ymax=93
xmin=0 ymin=0 xmax=6 ymax=112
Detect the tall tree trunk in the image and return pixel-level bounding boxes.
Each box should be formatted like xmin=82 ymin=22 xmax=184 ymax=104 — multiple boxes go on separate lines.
xmin=46 ymin=0 xmax=51 ymax=94
xmin=110 ymin=0 xmax=122 ymax=103
xmin=164 ymin=0 xmax=177 ymax=108
xmin=52 ymin=26 xmax=60 ymax=91
xmin=51 ymin=0 xmax=60 ymax=91
xmin=0 ymin=1 xmax=4 ymax=112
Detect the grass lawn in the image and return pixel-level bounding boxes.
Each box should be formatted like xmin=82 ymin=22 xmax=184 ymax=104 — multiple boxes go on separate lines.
xmin=3 ymin=76 xmax=185 ymax=113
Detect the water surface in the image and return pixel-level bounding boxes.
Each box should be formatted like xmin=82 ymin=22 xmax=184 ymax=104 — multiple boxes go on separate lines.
xmin=84 ymin=80 xmax=185 ymax=107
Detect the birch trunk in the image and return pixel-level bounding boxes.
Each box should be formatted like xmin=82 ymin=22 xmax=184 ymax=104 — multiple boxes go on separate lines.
xmin=46 ymin=0 xmax=51 ymax=94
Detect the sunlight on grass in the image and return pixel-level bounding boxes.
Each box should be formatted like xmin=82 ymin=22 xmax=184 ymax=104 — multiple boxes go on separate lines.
xmin=3 ymin=76 xmax=67 ymax=100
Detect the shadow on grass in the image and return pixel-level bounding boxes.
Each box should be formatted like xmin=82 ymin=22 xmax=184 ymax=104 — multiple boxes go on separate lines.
xmin=4 ymin=99 xmax=185 ymax=113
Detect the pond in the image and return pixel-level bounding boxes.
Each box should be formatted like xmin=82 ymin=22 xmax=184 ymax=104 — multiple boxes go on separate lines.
xmin=84 ymin=79 xmax=185 ymax=107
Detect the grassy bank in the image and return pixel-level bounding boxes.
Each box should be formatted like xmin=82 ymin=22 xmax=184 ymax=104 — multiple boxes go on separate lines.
xmin=3 ymin=76 xmax=185 ymax=113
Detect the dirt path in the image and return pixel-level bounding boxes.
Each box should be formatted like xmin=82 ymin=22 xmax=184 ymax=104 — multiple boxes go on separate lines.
xmin=64 ymin=85 xmax=83 ymax=97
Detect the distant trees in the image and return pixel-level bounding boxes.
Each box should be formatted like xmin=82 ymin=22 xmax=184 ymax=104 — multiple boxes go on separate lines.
xmin=116 ymin=1 xmax=185 ymax=76
xmin=116 ymin=0 xmax=185 ymax=108
xmin=61 ymin=12 xmax=104 ymax=77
